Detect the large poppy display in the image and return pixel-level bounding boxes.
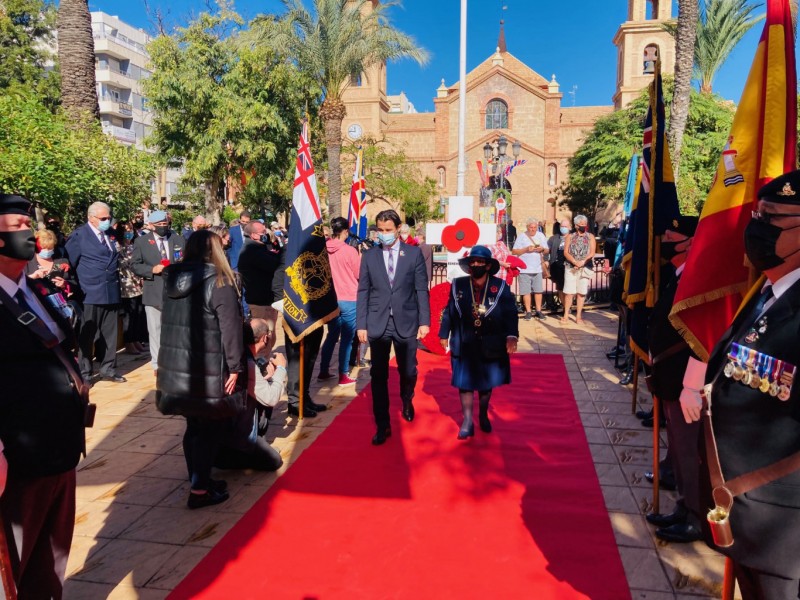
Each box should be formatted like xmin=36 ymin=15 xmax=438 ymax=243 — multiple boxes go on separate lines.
xmin=421 ymin=281 xmax=452 ymax=355
xmin=441 ymin=218 xmax=479 ymax=253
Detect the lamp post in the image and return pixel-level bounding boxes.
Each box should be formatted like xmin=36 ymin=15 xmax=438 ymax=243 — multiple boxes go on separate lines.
xmin=483 ymin=134 xmax=522 ymax=243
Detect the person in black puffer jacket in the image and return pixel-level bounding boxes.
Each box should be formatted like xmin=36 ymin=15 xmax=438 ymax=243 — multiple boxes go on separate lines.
xmin=156 ymin=230 xmax=245 ymax=509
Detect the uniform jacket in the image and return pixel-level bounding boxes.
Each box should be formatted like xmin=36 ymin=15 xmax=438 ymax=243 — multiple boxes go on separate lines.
xmin=65 ymin=223 xmax=121 ymax=305
xmin=227 ymin=224 xmax=246 ymax=270
xmin=356 ymin=241 xmax=430 ymax=339
xmin=702 ymin=278 xmax=800 ymax=577
xmin=130 ymin=230 xmax=185 ymax=309
xmin=0 ymin=278 xmax=86 ymax=478
xmin=439 ymin=275 xmax=518 ymax=358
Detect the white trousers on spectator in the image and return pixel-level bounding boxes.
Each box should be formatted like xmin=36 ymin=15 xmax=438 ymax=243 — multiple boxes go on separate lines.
xmin=145 ymin=306 xmax=162 ymax=369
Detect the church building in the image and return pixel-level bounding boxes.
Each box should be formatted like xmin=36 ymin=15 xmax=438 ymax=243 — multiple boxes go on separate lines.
xmin=340 ymin=0 xmax=675 ymax=228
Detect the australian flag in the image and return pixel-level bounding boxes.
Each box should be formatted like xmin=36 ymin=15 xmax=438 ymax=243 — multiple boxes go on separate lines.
xmin=281 ymin=120 xmax=339 ymax=342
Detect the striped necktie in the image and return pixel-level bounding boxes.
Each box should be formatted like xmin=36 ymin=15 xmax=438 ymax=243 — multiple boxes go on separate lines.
xmin=387 ymin=247 xmax=395 ymax=287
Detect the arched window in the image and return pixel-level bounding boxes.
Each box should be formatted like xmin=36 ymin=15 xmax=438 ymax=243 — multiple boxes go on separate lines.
xmin=485 ymin=99 xmax=508 ymax=129
xmin=643 ymin=44 xmax=659 ymax=74
xmin=548 ymin=164 xmax=557 ymax=187
xmin=437 ymin=166 xmax=446 ymax=189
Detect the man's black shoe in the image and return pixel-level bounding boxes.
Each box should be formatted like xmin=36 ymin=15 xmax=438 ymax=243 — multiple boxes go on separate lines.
xmin=641 ymin=416 xmax=667 ymax=428
xmin=655 ymin=523 xmax=702 ymax=544
xmin=287 ymin=404 xmax=317 ymax=418
xmin=523 ymin=312 xmax=532 ymax=321
xmin=372 ymin=427 xmax=392 ymax=445
xmin=534 ymin=311 xmax=547 ymax=320
xmin=187 ymin=488 xmax=229 ymax=509
xmin=306 ymin=400 xmax=328 ymax=412
xmin=101 ymin=375 xmax=127 ymax=383
xmin=619 ymin=371 xmax=634 ymax=385
xmin=402 ymin=402 xmax=415 ymax=422
xmin=646 ymin=508 xmax=687 ymax=528
xmin=607 ymin=347 xmax=626 ymax=359
xmin=644 ymin=471 xmax=677 ymax=491
xmin=636 ymin=409 xmax=653 ymax=420
xmin=210 ymin=479 xmax=228 ymax=494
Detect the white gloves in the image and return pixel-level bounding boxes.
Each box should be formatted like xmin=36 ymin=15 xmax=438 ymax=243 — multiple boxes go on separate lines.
xmin=0 ymin=440 xmax=6 ymax=497
xmin=680 ymin=357 xmax=707 ymax=423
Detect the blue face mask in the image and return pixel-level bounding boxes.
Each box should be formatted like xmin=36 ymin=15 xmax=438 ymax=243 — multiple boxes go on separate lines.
xmin=38 ymin=249 xmax=54 ymax=259
xmin=124 ymin=232 xmax=135 ymax=241
xmin=378 ymin=232 xmax=397 ymax=246
xmin=560 ymin=227 xmax=569 ymax=235
xmin=97 ymin=218 xmax=112 ymax=232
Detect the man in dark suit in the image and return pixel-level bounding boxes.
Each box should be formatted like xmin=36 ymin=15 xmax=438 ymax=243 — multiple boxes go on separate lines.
xmin=681 ymin=170 xmax=800 ymax=598
xmin=357 ymin=209 xmax=430 ymax=445
xmin=237 ymin=220 xmax=281 ymax=320
xmin=227 ymin=210 xmax=250 ymax=270
xmin=130 ymin=210 xmax=185 ymax=373
xmin=66 ymin=201 xmax=125 ymax=383
xmin=0 ymin=194 xmax=88 ymax=598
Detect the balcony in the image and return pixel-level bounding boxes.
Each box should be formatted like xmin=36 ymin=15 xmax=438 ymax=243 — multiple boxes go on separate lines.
xmin=93 ymin=32 xmax=148 ymax=59
xmin=95 ymin=64 xmax=135 ymax=89
xmin=99 ymin=95 xmax=133 ymax=117
xmin=102 ymin=124 xmax=137 ymax=145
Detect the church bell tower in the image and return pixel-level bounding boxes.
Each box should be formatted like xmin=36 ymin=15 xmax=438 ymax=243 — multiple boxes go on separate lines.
xmin=612 ymin=0 xmax=676 ymax=109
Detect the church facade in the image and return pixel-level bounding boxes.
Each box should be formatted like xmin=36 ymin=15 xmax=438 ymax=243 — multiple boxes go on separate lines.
xmin=340 ymin=0 xmax=675 ymax=229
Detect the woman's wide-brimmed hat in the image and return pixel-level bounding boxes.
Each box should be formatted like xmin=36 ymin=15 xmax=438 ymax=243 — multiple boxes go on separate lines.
xmin=458 ymin=245 xmax=500 ymax=276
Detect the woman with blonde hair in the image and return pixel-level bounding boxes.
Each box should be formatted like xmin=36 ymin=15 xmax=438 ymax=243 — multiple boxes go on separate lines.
xmin=26 ymin=228 xmax=82 ymax=325
xmin=156 ymin=230 xmax=245 ymax=509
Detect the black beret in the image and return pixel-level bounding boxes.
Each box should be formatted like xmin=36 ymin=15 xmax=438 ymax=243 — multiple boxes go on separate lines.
xmin=757 ymin=169 xmax=800 ymax=205
xmin=0 ymin=194 xmax=32 ymax=216
xmin=669 ymin=215 xmax=699 ymax=238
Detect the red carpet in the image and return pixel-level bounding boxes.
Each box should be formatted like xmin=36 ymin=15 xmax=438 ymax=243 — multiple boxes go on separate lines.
xmin=171 ymin=353 xmax=630 ymax=600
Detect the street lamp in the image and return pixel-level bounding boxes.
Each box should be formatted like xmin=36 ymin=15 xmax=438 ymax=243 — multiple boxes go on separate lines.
xmin=482 ymin=135 xmax=523 ymax=244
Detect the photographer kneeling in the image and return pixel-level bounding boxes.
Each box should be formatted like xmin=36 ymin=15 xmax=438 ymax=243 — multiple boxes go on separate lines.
xmin=215 ymin=313 xmax=286 ymax=472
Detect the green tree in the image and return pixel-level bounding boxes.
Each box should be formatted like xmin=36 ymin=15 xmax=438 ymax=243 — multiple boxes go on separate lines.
xmin=559 ymin=81 xmax=734 ymax=219
xmin=342 ymin=136 xmax=438 ymax=224
xmin=695 ymin=0 xmax=764 ymax=94
xmin=0 ymin=0 xmax=60 ymax=107
xmin=0 ymin=90 xmax=155 ymax=227
xmin=246 ymin=0 xmax=428 ymax=219
xmin=144 ymin=8 xmax=319 ymax=223
xmin=57 ymin=0 xmax=99 ymax=121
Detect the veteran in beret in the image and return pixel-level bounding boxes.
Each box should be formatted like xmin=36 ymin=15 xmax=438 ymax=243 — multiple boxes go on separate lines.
xmin=680 ymin=169 xmax=800 ymax=599
xmin=0 ymin=194 xmax=89 ymax=598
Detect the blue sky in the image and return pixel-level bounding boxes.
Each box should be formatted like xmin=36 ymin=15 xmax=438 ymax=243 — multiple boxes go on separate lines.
xmin=92 ymin=0 xmax=787 ymax=112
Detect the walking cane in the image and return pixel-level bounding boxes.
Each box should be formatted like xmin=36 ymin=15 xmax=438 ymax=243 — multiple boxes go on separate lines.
xmin=651 ymin=392 xmax=661 ymax=514
xmin=721 ymin=557 xmax=735 ymax=600
xmin=0 ymin=514 xmax=17 ymax=600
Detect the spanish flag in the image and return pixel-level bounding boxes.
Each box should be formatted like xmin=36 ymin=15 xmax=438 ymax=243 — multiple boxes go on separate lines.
xmin=622 ymin=66 xmax=680 ymax=361
xmin=669 ymin=0 xmax=797 ymax=361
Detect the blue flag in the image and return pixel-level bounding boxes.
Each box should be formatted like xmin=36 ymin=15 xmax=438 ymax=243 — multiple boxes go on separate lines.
xmin=615 ymin=153 xmax=640 ymax=268
xmin=282 ymin=120 xmax=339 ymax=342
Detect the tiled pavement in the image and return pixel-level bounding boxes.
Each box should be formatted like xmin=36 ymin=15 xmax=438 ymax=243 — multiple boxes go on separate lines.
xmin=62 ymin=309 xmax=734 ymax=599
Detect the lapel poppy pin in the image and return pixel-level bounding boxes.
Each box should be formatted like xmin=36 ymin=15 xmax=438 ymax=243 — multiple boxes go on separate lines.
xmin=148 ymin=239 xmax=155 ymax=245
xmin=490 ymin=286 xmax=498 ymax=293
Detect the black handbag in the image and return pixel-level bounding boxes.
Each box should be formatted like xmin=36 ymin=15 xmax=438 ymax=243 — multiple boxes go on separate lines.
xmin=156 ymin=385 xmax=248 ymax=420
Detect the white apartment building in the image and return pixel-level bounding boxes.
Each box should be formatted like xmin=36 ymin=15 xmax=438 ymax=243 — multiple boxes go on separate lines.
xmin=90 ymin=11 xmax=181 ymax=203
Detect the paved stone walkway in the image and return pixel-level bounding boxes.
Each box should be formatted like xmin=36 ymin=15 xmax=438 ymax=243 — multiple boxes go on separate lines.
xmin=62 ymin=308 xmax=733 ymax=599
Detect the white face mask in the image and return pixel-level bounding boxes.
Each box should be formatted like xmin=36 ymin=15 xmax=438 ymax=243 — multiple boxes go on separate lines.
xmin=38 ymin=249 xmax=55 ymax=259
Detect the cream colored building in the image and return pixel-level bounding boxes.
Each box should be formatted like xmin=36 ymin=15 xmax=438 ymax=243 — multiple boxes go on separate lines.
xmin=341 ymin=0 xmax=674 ymax=227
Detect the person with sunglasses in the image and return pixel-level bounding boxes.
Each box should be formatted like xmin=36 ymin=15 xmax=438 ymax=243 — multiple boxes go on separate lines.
xmin=65 ymin=202 xmax=126 ymax=385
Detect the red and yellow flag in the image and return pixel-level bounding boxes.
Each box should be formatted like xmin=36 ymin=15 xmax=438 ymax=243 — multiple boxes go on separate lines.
xmin=669 ymin=0 xmax=797 ymax=361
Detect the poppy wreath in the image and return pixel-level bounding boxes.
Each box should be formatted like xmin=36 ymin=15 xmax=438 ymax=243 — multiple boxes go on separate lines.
xmin=421 ymin=281 xmax=452 ymax=355
xmin=441 ymin=218 xmax=479 ymax=253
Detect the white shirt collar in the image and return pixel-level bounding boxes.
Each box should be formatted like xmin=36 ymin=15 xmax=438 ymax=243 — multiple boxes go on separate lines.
xmin=0 ymin=270 xmax=24 ymax=298
xmin=88 ymin=222 xmax=104 ymax=237
xmin=768 ymin=265 xmax=800 ymax=300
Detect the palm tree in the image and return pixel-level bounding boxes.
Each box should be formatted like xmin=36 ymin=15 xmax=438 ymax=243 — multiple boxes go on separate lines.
xmin=695 ymin=0 xmax=764 ymax=94
xmin=248 ymin=0 xmax=428 ymax=218
xmin=57 ymin=0 xmax=99 ymax=121
xmin=669 ymin=0 xmax=699 ymax=177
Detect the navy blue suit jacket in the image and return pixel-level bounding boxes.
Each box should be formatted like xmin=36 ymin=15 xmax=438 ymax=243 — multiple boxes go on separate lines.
xmin=228 ymin=224 xmax=246 ymax=269
xmin=65 ymin=223 xmax=121 ymax=305
xmin=356 ymin=242 xmax=430 ymax=339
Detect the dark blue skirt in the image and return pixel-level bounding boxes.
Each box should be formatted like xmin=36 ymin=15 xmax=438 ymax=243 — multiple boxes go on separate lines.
xmin=450 ymin=342 xmax=511 ymax=391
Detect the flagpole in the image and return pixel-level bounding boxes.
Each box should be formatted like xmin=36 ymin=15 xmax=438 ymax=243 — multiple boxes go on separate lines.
xmin=652 ymin=392 xmax=661 ymax=514
xmin=299 ymin=339 xmax=305 ymax=422
xmin=0 ymin=513 xmax=17 ymax=599
xmin=456 ymin=0 xmax=467 ymax=197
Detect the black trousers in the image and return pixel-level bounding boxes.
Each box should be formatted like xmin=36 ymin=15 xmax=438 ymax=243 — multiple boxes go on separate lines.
xmin=77 ymin=303 xmax=120 ymax=378
xmin=0 ymin=470 xmax=76 ymax=600
xmin=663 ymin=399 xmax=702 ymax=521
xmin=215 ymin=436 xmax=283 ymax=472
xmin=121 ymin=295 xmax=147 ymax=344
xmin=285 ymin=327 xmax=323 ymax=407
xmin=734 ymin=563 xmax=800 ymax=600
xmin=369 ymin=316 xmax=418 ymax=429
xmin=183 ymin=417 xmax=226 ymax=491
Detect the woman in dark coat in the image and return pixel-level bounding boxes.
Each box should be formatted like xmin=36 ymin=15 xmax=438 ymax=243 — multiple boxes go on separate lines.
xmin=156 ymin=230 xmax=245 ymax=509
xmin=439 ymin=246 xmax=519 ymax=439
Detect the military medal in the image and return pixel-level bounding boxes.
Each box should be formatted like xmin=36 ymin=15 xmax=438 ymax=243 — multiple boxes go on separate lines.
xmin=470 ymin=278 xmax=490 ymax=331
xmin=733 ymin=365 xmax=745 ymax=381
xmin=724 ymin=361 xmax=736 ymax=378
xmin=770 ymin=381 xmax=780 ymax=397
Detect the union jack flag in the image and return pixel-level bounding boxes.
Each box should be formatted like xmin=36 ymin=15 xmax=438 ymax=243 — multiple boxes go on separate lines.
xmin=348 ymin=147 xmax=367 ymax=239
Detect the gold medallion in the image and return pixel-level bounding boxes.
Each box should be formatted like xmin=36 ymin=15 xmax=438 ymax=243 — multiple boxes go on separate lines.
xmin=723 ymin=362 xmax=735 ymax=378
xmin=474 ymin=319 xmax=482 ymax=328
xmin=749 ymin=374 xmax=762 ymax=389
xmin=732 ymin=365 xmax=745 ymax=381
xmin=742 ymin=370 xmax=753 ymax=386
xmin=770 ymin=381 xmax=780 ymax=397
xmin=759 ymin=378 xmax=771 ymax=393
